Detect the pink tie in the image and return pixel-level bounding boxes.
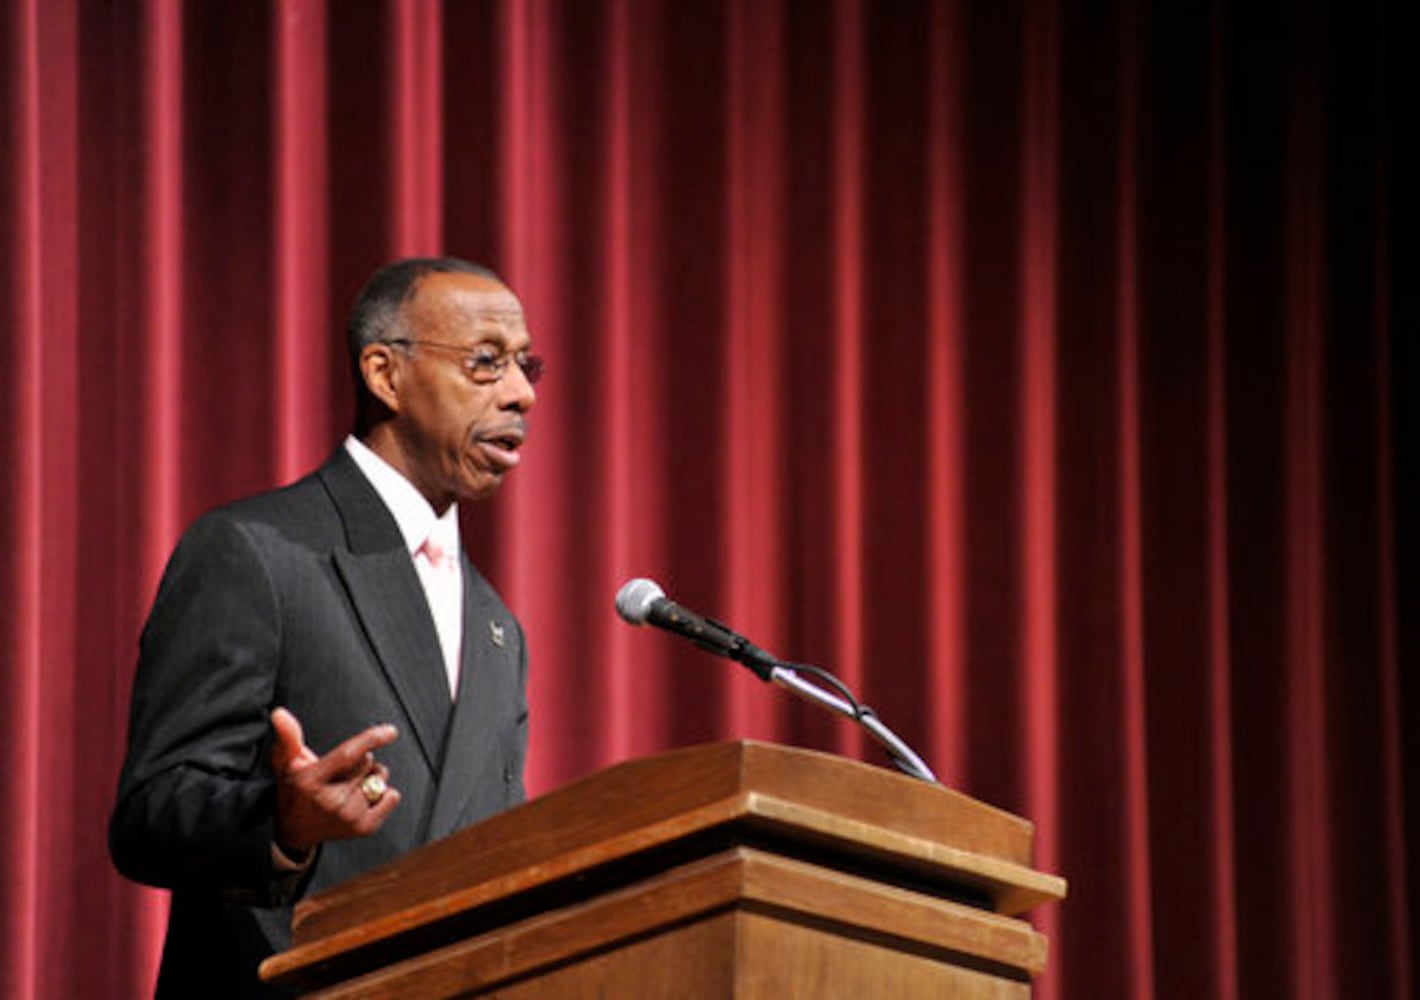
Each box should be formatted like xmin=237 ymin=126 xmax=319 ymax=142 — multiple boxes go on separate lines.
xmin=419 ymin=531 xmax=463 ymax=697
xmin=421 ymin=534 xmax=454 ymax=571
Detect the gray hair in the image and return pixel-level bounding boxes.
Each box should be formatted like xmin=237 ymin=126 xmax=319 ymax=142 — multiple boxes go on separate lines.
xmin=347 ymin=257 xmax=502 ymax=431
xmin=347 ymin=256 xmax=500 ymax=364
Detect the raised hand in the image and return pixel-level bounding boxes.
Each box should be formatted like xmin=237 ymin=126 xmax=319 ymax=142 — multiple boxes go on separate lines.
xmin=269 ymin=707 xmax=402 ymax=855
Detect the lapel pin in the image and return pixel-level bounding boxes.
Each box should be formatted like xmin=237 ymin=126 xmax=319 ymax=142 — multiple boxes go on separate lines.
xmin=489 ymin=620 xmax=506 ymax=647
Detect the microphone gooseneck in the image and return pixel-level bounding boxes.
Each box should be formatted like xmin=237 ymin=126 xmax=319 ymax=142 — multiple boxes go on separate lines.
xmin=614 ymin=577 xmax=939 ymax=784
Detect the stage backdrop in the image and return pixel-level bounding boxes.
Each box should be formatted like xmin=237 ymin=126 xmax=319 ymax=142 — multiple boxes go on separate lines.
xmin=2 ymin=0 xmax=1414 ymax=997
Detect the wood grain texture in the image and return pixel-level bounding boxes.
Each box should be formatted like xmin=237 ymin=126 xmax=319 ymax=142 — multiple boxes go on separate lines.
xmin=303 ymin=848 xmax=1040 ymax=998
xmin=261 ymin=741 xmax=1066 ymax=994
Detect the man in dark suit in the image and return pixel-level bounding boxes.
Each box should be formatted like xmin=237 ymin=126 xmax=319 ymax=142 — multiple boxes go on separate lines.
xmin=109 ymin=257 xmax=541 ymax=997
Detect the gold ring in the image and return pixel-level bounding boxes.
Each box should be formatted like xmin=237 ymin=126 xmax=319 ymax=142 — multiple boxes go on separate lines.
xmin=360 ymin=773 xmax=387 ymax=805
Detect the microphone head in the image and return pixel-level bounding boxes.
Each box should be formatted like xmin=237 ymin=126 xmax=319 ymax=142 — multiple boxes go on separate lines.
xmin=615 ymin=578 xmax=666 ymax=625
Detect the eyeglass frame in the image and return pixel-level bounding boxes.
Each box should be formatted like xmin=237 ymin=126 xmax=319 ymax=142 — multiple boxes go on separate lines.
xmin=382 ymin=337 xmax=545 ymax=386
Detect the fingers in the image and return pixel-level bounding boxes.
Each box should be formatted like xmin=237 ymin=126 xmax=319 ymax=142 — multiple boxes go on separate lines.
xmin=269 ymin=715 xmax=403 ymax=852
xmin=270 ymin=708 xmax=398 ymax=782
xmin=270 ymin=707 xmax=313 ymax=774
xmin=310 ymin=723 xmax=400 ymax=784
xmin=276 ymin=768 xmax=401 ymax=853
xmin=354 ymin=784 xmax=401 ymax=833
xmin=271 ymin=706 xmax=303 ymax=752
xmin=365 ymin=758 xmax=391 ymax=791
xmin=311 ymin=756 xmax=402 ymax=837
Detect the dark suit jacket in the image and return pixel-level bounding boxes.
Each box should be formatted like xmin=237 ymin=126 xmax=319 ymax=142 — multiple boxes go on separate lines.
xmin=109 ymin=448 xmax=529 ymax=997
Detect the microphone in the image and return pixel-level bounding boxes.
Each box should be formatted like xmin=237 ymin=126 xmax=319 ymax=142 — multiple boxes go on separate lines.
xmin=615 ymin=578 xmax=777 ymax=679
xmin=615 ymin=576 xmax=940 ymax=783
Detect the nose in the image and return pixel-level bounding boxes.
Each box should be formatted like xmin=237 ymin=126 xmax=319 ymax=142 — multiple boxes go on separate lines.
xmin=499 ymin=362 xmax=537 ymax=413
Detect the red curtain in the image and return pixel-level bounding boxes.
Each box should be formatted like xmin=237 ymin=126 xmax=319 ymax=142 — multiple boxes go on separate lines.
xmin=2 ymin=1 xmax=1414 ymax=997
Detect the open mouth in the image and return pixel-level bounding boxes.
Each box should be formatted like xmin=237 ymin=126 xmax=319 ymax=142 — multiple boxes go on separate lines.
xmin=476 ymin=426 xmax=526 ymax=470
xmin=485 ymin=432 xmax=523 ymax=451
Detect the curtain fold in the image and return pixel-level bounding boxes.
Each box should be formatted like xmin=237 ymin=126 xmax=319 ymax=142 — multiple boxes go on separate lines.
xmin=2 ymin=1 xmax=1413 ymax=997
xmin=273 ymin=0 xmax=329 ymax=479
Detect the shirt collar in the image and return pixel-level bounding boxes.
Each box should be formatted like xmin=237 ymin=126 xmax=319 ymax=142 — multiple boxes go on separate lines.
xmin=343 ymin=435 xmax=460 ymax=557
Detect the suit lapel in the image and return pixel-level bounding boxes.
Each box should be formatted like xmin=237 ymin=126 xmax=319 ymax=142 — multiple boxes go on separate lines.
xmin=427 ymin=558 xmax=518 ymax=840
xmin=319 ymin=451 xmax=451 ymax=773
xmin=331 ymin=550 xmax=450 ymax=772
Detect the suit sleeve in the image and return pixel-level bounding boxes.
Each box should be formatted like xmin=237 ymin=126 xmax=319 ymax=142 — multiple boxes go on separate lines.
xmin=109 ymin=512 xmax=292 ymax=903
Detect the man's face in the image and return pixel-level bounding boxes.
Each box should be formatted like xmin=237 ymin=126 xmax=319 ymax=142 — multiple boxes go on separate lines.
xmin=381 ymin=271 xmax=537 ymax=511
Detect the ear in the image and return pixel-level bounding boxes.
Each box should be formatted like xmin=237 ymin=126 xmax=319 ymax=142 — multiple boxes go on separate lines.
xmin=360 ymin=343 xmax=403 ymax=413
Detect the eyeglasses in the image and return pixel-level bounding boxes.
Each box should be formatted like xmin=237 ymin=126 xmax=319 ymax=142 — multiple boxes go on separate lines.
xmin=384 ymin=338 xmax=545 ymax=385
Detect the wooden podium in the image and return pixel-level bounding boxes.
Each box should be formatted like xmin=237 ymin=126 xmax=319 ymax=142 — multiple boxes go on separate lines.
xmin=261 ymin=741 xmax=1066 ymax=997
